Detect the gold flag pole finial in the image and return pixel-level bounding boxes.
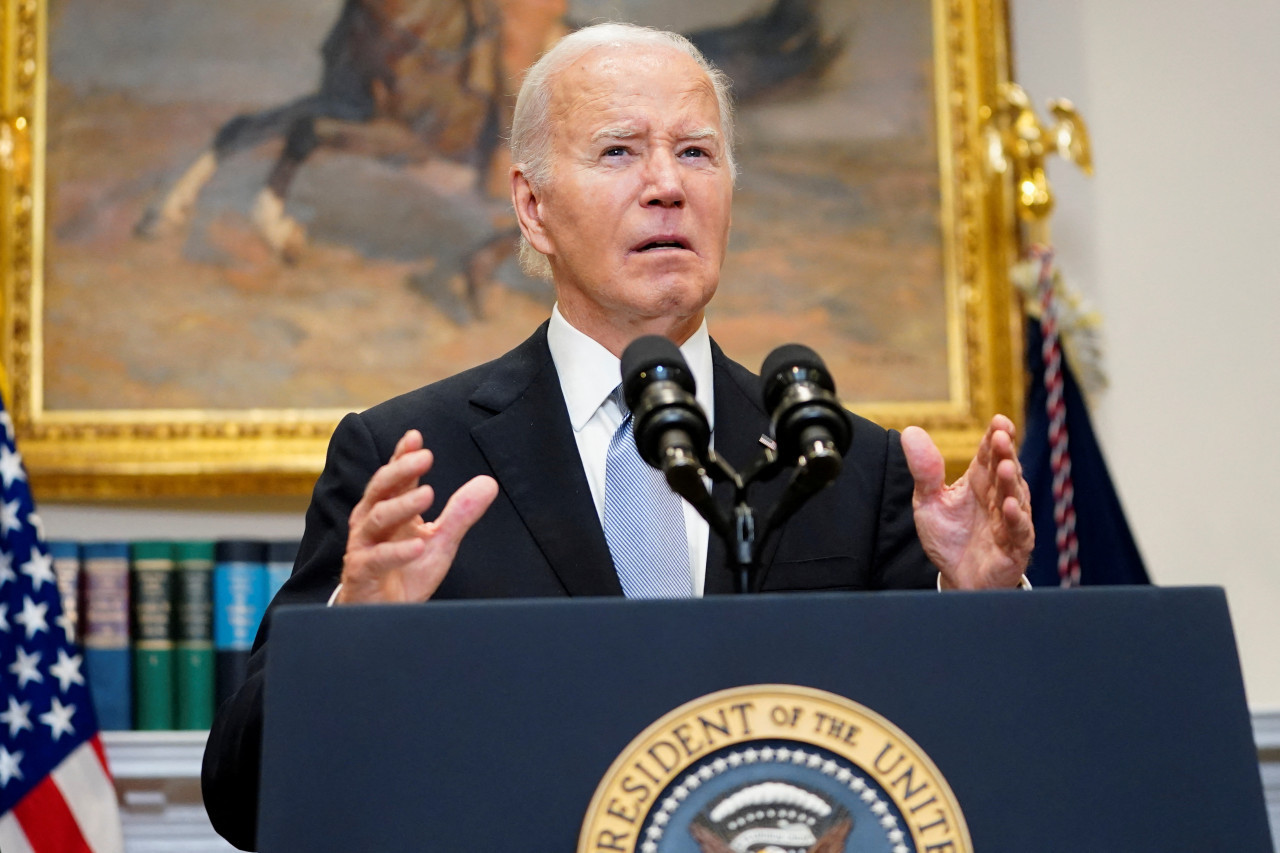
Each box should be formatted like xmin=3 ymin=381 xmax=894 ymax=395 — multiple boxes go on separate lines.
xmin=984 ymin=82 xmax=1093 ymax=245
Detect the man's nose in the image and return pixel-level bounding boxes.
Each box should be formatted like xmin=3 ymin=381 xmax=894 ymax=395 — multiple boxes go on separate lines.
xmin=643 ymin=149 xmax=685 ymax=208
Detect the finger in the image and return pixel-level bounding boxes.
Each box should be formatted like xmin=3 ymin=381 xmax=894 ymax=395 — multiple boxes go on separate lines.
xmin=979 ymin=417 xmax=1022 ymax=491
xmin=1001 ymin=493 xmax=1036 ymax=557
xmin=988 ymin=427 xmax=1015 ymax=475
xmin=901 ymin=426 xmax=945 ymax=501
xmin=392 ymin=428 xmax=423 ymax=458
xmin=350 ymin=446 xmax=435 ymax=530
xmin=994 ymin=456 xmax=1023 ymax=511
xmin=421 ymin=475 xmax=500 ymax=556
xmin=350 ymin=448 xmax=435 ymax=535
xmin=337 ymin=535 xmax=435 ymax=604
xmin=989 ymin=424 xmax=1031 ymax=507
xmin=340 ymin=535 xmax=426 ymax=589
xmin=990 ymin=413 xmax=1016 ymax=441
xmin=352 ymin=483 xmax=436 ymax=547
xmin=979 ymin=410 xmax=1015 ymax=459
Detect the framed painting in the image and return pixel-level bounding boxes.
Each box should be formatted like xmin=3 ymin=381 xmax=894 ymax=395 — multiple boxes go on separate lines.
xmin=1 ymin=0 xmax=1021 ymax=499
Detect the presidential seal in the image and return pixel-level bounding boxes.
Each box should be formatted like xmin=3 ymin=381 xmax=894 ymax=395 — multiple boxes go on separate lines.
xmin=578 ymin=685 xmax=971 ymax=853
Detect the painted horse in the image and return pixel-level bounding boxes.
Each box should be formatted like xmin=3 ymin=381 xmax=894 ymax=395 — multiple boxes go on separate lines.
xmin=137 ymin=0 xmax=842 ymax=320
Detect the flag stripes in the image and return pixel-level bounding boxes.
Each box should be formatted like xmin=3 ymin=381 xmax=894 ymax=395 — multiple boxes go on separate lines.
xmin=6 ymin=737 xmax=119 ymax=852
xmin=50 ymin=738 xmax=120 ymax=851
xmin=0 ymin=812 xmax=39 ymax=853
xmin=12 ymin=771 xmax=95 ymax=853
xmin=0 ymin=389 xmax=125 ymax=853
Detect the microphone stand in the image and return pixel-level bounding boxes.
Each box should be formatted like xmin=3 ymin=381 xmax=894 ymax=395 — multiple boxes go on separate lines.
xmin=666 ymin=445 xmax=836 ymax=594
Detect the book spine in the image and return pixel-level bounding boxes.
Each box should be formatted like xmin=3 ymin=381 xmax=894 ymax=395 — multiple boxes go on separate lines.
xmin=81 ymin=542 xmax=132 ymax=731
xmin=174 ymin=541 xmax=216 ymax=730
xmin=131 ymin=541 xmax=176 ymax=730
xmin=48 ymin=540 xmax=81 ymax=647
xmin=214 ymin=541 xmax=268 ymax=708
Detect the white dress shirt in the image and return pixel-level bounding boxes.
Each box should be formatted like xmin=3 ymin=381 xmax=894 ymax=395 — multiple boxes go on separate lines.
xmin=546 ymin=305 xmax=714 ymax=596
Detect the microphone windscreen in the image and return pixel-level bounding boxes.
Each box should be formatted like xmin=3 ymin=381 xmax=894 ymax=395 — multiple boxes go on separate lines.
xmin=620 ymin=335 xmax=695 ymax=409
xmin=761 ymin=344 xmax=834 ymax=411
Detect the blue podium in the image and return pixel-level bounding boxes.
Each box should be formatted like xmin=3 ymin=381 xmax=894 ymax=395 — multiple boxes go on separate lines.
xmin=258 ymin=587 xmax=1273 ymax=851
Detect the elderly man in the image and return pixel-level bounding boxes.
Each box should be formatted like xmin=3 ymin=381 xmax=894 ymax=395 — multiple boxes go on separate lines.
xmin=202 ymin=22 xmax=1032 ymax=850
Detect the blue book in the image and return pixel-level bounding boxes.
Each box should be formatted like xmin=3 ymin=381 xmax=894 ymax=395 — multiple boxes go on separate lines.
xmin=266 ymin=539 xmax=299 ymax=604
xmin=213 ymin=540 xmax=269 ymax=708
xmin=81 ymin=541 xmax=132 ymax=730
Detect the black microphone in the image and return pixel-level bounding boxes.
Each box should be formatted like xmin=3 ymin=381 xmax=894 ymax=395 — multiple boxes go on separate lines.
xmin=620 ymin=335 xmax=711 ymax=487
xmin=761 ymin=344 xmax=852 ymax=484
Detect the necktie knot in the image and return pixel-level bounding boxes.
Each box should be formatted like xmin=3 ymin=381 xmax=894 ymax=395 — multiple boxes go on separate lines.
xmin=612 ymin=383 xmax=629 ymax=419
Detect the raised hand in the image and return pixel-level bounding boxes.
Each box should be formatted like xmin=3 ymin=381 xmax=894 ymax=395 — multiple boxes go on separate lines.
xmin=336 ymin=429 xmax=499 ymax=604
xmin=900 ymin=415 xmax=1033 ymax=590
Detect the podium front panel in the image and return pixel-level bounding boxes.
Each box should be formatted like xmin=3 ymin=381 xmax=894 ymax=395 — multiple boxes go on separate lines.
xmin=259 ymin=587 xmax=1272 ymax=851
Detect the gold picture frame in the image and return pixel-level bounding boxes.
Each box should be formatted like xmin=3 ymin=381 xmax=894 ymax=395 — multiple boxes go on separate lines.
xmin=1 ymin=0 xmax=1020 ymax=500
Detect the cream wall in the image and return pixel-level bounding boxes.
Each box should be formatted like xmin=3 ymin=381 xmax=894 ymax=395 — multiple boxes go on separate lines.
xmin=38 ymin=0 xmax=1280 ymax=710
xmin=1010 ymin=0 xmax=1280 ymax=709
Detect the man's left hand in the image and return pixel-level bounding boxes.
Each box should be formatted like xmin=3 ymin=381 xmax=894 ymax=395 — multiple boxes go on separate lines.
xmin=901 ymin=415 xmax=1034 ymax=589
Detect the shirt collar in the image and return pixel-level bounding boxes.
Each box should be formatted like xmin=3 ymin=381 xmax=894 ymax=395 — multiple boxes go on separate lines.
xmin=547 ymin=304 xmax=715 ymax=433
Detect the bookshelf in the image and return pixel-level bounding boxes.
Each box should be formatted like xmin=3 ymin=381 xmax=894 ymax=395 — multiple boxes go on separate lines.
xmin=103 ymin=731 xmax=237 ymax=853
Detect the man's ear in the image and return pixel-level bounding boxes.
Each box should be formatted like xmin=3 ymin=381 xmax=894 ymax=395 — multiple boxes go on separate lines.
xmin=511 ymin=168 xmax=554 ymax=256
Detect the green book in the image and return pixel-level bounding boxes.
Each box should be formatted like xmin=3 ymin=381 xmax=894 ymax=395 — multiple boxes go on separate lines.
xmin=130 ymin=540 xmax=176 ymax=730
xmin=174 ymin=540 xmax=216 ymax=730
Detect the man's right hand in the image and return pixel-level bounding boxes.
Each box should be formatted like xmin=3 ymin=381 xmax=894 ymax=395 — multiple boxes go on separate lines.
xmin=336 ymin=429 xmax=499 ymax=604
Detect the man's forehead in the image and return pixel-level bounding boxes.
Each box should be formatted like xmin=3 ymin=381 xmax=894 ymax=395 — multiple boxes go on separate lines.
xmin=548 ymin=44 xmax=719 ymax=122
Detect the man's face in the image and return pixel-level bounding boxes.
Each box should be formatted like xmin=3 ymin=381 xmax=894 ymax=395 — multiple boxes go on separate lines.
xmin=514 ymin=44 xmax=734 ymax=352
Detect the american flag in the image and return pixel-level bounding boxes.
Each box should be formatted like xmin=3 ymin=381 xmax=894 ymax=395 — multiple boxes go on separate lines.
xmin=0 ymin=399 xmax=124 ymax=852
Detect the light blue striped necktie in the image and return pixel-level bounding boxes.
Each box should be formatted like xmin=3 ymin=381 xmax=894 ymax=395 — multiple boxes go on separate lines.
xmin=603 ymin=385 xmax=692 ymax=598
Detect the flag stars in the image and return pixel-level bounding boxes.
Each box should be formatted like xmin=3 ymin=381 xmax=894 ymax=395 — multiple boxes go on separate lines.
xmin=0 ymin=551 xmax=15 ymax=589
xmin=20 ymin=547 xmax=55 ymax=591
xmin=39 ymin=697 xmax=76 ymax=741
xmin=0 ymin=499 xmax=22 ymax=536
xmin=0 ymin=444 xmax=25 ymax=489
xmin=0 ymin=695 xmax=32 ymax=738
xmin=0 ymin=601 xmax=8 ymax=633
xmin=14 ymin=596 xmax=48 ymax=640
xmin=0 ymin=745 xmax=22 ymax=787
xmin=8 ymin=646 xmax=42 ymax=688
xmin=49 ymin=648 xmax=85 ymax=694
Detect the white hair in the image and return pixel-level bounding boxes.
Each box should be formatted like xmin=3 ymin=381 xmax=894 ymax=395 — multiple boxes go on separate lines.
xmin=509 ymin=22 xmax=737 ymax=280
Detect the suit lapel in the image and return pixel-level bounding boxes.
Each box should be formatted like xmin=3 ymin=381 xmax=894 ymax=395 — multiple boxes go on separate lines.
xmin=468 ymin=325 xmax=623 ymax=597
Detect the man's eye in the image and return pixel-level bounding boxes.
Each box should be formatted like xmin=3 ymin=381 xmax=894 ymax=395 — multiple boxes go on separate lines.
xmin=603 ymin=146 xmax=628 ymax=157
xmin=680 ymin=147 xmax=709 ymax=158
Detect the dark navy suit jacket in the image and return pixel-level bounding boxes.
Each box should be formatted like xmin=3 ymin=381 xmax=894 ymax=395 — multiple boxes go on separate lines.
xmin=201 ymin=323 xmax=936 ymax=850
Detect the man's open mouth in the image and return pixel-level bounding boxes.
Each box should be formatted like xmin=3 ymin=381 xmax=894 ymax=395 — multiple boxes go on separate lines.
xmin=634 ymin=238 xmax=691 ymax=252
